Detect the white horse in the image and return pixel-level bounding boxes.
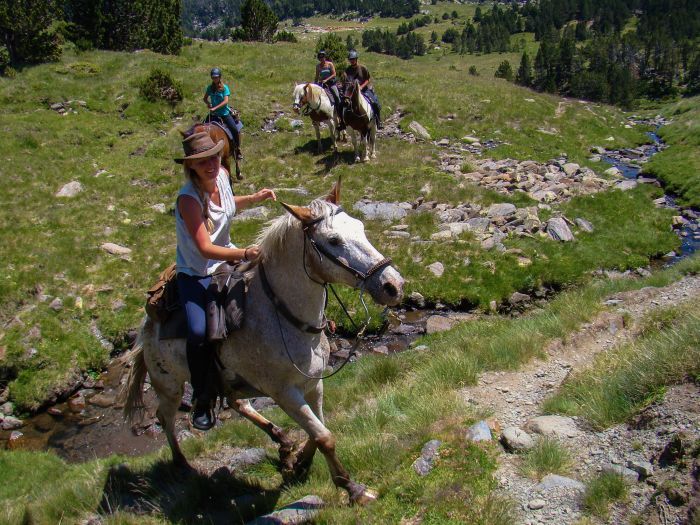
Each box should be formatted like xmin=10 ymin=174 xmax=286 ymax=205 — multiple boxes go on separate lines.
xmin=342 ymin=79 xmax=377 ymax=163
xmin=293 ymin=83 xmax=341 ymax=154
xmin=123 ymin=180 xmax=404 ymax=505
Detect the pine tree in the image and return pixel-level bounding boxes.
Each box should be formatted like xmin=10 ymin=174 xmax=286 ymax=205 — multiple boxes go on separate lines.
xmin=495 ymin=60 xmax=514 ymax=81
xmin=240 ymin=0 xmax=278 ymax=42
xmin=0 ymin=0 xmax=62 ymax=65
xmin=516 ymin=51 xmax=533 ymax=86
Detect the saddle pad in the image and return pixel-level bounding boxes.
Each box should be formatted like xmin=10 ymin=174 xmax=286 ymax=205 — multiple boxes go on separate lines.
xmin=159 ymin=307 xmax=188 ymax=340
xmin=210 ymin=121 xmax=233 ymax=141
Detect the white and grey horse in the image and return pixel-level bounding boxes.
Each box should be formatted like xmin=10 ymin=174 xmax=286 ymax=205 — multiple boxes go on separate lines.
xmin=292 ymin=83 xmax=342 ymax=154
xmin=123 ymin=180 xmax=404 ymax=505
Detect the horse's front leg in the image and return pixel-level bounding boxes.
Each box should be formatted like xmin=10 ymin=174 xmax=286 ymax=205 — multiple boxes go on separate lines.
xmin=275 ymin=387 xmax=376 ymax=505
xmin=328 ymin=118 xmax=337 ymax=154
xmin=314 ymin=122 xmax=322 ymax=154
xmin=369 ymin=126 xmax=377 ymax=159
xmin=362 ymin=131 xmax=370 ymax=162
xmin=231 ymin=398 xmax=296 ymax=473
xmin=350 ymin=129 xmax=360 ymax=163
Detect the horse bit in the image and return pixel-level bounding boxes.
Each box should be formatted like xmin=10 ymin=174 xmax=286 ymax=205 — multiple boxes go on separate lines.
xmin=261 ymin=206 xmax=393 ymax=380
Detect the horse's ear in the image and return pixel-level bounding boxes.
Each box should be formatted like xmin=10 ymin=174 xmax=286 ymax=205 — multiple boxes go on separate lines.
xmin=325 ymin=177 xmax=341 ymax=204
xmin=281 ymin=202 xmax=314 ymax=223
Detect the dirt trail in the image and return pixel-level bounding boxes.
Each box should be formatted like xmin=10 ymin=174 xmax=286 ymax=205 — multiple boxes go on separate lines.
xmin=459 ymin=275 xmax=700 ymax=524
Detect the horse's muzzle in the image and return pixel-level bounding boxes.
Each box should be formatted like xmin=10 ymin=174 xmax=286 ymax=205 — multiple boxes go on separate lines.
xmin=293 ymin=103 xmax=301 ymax=114
xmin=365 ymin=265 xmax=404 ymax=307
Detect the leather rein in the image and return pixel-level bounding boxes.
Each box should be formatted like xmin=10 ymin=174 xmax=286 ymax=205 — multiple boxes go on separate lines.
xmin=260 ymin=206 xmax=393 ymax=379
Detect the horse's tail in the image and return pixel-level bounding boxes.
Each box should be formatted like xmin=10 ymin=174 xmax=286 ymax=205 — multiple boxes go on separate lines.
xmin=121 ymin=316 xmax=152 ymax=424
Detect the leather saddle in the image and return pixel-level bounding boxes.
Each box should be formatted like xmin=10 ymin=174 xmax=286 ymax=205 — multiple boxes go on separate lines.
xmin=159 ymin=263 xmax=248 ymax=341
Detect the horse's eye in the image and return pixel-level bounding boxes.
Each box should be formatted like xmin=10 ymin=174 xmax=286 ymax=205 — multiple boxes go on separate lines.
xmin=328 ymin=236 xmax=342 ymax=246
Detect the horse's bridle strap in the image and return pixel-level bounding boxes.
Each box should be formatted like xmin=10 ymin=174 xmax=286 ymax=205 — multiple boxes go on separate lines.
xmin=259 ymin=263 xmax=327 ymax=334
xmin=302 ymin=206 xmax=393 ymax=283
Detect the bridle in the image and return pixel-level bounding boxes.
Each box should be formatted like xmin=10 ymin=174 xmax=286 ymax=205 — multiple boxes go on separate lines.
xmin=261 ymin=205 xmax=393 ymax=379
xmin=342 ymin=80 xmax=369 ymax=123
xmin=293 ymin=84 xmax=322 ymax=116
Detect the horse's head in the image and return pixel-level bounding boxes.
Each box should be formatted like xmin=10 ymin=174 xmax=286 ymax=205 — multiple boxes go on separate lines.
xmin=292 ymin=83 xmax=309 ymax=114
xmin=279 ymin=180 xmax=404 ymax=307
xmin=342 ymin=79 xmax=358 ymax=103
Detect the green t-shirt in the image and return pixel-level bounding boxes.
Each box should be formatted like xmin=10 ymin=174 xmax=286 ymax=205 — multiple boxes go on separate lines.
xmin=206 ymin=83 xmax=231 ymax=116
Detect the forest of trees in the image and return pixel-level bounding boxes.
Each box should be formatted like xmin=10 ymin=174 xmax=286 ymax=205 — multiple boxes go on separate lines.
xmin=1 ymin=0 xmax=182 ymax=72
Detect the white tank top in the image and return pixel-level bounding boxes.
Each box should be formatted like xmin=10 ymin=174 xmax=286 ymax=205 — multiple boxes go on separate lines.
xmin=175 ymin=168 xmax=236 ymax=276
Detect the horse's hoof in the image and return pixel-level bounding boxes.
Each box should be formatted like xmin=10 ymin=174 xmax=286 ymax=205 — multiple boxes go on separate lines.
xmin=350 ymin=485 xmax=378 ymax=506
xmin=354 ymin=156 xmax=361 ymax=163
xmin=236 ymin=173 xmax=244 ymax=180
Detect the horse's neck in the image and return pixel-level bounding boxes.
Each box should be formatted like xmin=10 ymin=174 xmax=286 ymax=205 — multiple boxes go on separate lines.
xmin=257 ymin=244 xmax=327 ymax=328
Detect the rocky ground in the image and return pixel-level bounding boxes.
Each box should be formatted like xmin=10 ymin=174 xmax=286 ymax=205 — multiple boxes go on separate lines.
xmin=457 ymin=275 xmax=700 ymax=524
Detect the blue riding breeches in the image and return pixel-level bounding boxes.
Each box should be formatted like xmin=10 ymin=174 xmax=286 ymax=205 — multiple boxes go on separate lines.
xmin=176 ymin=272 xmax=212 ymax=348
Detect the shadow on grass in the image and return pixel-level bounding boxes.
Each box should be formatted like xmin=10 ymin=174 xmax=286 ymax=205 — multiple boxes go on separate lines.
xmin=99 ymin=460 xmax=281 ymax=524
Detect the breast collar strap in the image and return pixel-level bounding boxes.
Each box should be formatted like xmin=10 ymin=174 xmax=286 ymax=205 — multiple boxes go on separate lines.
xmin=259 ymin=263 xmax=327 ymax=334
xmin=302 ymin=207 xmax=392 ymax=284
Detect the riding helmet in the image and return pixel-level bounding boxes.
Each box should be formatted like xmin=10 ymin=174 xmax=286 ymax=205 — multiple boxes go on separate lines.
xmin=210 ymin=67 xmax=222 ymax=78
xmin=348 ymin=50 xmax=359 ymax=60
xmin=317 ymin=50 xmax=326 ymax=58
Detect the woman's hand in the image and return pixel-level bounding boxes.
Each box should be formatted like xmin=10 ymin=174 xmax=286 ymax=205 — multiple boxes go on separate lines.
xmin=254 ymin=188 xmax=277 ymax=203
xmin=244 ymin=245 xmax=261 ymax=262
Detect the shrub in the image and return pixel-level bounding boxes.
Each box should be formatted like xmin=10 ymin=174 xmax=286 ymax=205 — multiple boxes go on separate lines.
xmin=583 ymin=472 xmax=628 ymax=517
xmin=442 ymin=28 xmax=460 ymax=43
xmin=316 ymin=33 xmax=348 ymax=73
xmin=240 ymin=0 xmax=278 ymax=42
xmin=495 ymin=60 xmax=514 ymax=81
xmin=469 ymin=65 xmax=479 ymax=76
xmin=0 ymin=45 xmax=10 ymax=76
xmin=274 ymin=30 xmax=297 ymax=43
xmin=519 ymin=437 xmax=573 ymax=479
xmin=138 ymin=69 xmax=183 ymax=105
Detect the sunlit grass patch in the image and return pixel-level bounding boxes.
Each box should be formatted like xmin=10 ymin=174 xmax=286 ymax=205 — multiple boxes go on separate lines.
xmin=583 ymin=472 xmax=628 ymax=518
xmin=519 ymin=437 xmax=574 ymax=480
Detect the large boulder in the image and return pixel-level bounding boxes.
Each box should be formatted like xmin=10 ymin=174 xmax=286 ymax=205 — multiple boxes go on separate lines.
xmin=546 ymin=218 xmax=574 ymax=242
xmin=353 ymin=200 xmax=409 ymax=222
xmin=408 ymin=121 xmax=431 ymax=141
xmin=526 ymin=415 xmax=580 ymax=438
xmin=486 ymin=203 xmax=517 ymax=219
xmin=500 ymin=426 xmax=535 ymax=451
xmin=56 ymin=181 xmax=83 ymax=198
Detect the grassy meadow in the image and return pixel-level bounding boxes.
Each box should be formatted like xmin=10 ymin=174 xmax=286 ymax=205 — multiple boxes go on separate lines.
xmin=1 ymin=255 xmax=698 ymax=524
xmin=0 ymin=26 xmax=684 ymax=410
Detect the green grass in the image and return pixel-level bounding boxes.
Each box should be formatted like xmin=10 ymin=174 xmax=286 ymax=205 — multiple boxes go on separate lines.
xmin=643 ymin=96 xmax=700 ymax=208
xmin=0 ymin=15 xmax=687 ymax=410
xmin=519 ymin=437 xmax=573 ymax=480
xmin=2 ymin=256 xmax=700 ymax=523
xmin=582 ymin=472 xmax=628 ymax=518
xmin=543 ymin=296 xmax=700 ymax=429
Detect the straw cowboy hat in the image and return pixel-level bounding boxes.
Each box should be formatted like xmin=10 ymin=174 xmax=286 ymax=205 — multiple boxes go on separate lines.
xmin=174 ymin=132 xmax=224 ymax=163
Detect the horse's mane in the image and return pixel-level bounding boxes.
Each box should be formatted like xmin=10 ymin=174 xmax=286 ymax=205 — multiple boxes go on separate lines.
xmin=256 ymin=199 xmax=334 ymax=262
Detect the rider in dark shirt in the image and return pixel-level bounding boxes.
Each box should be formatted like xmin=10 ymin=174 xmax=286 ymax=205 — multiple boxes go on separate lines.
xmin=344 ymin=50 xmax=382 ymax=129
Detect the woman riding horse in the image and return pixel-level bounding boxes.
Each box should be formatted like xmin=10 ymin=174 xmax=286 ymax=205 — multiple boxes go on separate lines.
xmin=203 ymin=67 xmax=243 ymax=160
xmin=174 ymin=132 xmax=276 ymax=430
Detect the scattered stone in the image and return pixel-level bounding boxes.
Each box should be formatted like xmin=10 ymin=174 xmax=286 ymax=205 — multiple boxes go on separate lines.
xmin=353 ymin=200 xmax=409 ymax=222
xmin=659 ymin=432 xmax=693 ymax=467
xmin=501 ymin=426 xmax=535 ymax=452
xmin=616 ymin=179 xmax=638 ymax=191
xmin=68 ymin=393 xmax=86 ymax=413
xmin=627 ymin=459 xmax=654 ymax=478
xmin=49 ymin=297 xmax=63 ymax=311
xmin=575 ymin=217 xmax=594 ymax=232
xmin=546 ymin=218 xmax=574 ymax=242
xmin=1 ymin=402 xmax=13 ymax=416
xmin=289 ymin=119 xmax=303 ymax=128
xmin=562 ymin=163 xmax=580 ymax=176
xmin=509 ymin=292 xmax=531 ymax=305
xmin=462 ymin=135 xmax=480 ymax=144
xmin=437 ymin=138 xmax=450 ymax=146
xmin=88 ymin=393 xmax=116 ymax=408
xmin=426 ymin=262 xmax=444 ymax=277
xmin=412 ymin=439 xmax=442 ymax=476
xmin=425 ymin=315 xmax=454 ymax=334
xmin=56 ymin=181 xmax=83 ymax=198
xmin=246 ymin=495 xmax=324 ymax=525
xmin=409 ymin=291 xmax=426 ymax=308
xmin=536 ymin=474 xmax=585 ymax=492
xmin=467 ymin=420 xmax=492 ymax=442
xmin=372 ymin=345 xmax=389 ymax=355
xmin=8 ymin=430 xmax=24 ymax=449
xmin=603 ymin=464 xmax=639 ymax=482
xmin=528 ymin=498 xmax=546 ymax=510
xmin=151 ymin=203 xmax=166 ymax=214
xmin=101 ymin=243 xmax=132 ymax=256
xmin=604 ymin=167 xmax=621 ymax=177
xmin=487 ymin=203 xmax=517 ymax=219
xmin=236 ymin=207 xmax=273 ymax=223
xmin=177 ymin=429 xmax=195 ymax=441
xmin=229 ymin=448 xmax=267 ymax=470
xmin=1 ymin=415 xmax=24 ymax=430
xmin=527 ymin=415 xmax=580 ymax=438
xmin=408 ymin=121 xmax=431 ymax=141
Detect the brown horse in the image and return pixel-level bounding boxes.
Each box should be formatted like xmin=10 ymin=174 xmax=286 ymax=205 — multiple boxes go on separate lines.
xmin=342 ymin=79 xmax=376 ymax=163
xmin=182 ymin=122 xmax=242 ymax=183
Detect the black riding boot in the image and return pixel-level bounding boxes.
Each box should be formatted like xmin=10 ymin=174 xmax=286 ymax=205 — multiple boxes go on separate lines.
xmin=186 ymin=342 xmax=216 ymax=431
